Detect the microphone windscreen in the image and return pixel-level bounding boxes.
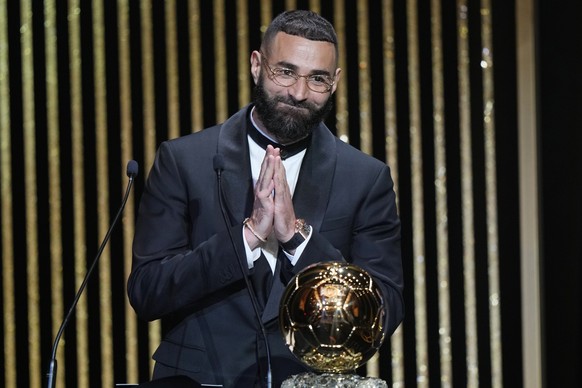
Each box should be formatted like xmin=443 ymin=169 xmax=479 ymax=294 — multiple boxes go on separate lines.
xmin=126 ymin=160 xmax=139 ymax=178
xmin=213 ymin=154 xmax=225 ymax=172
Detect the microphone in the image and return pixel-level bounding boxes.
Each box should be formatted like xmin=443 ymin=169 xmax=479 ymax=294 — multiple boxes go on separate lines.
xmin=212 ymin=153 xmax=225 ymax=174
xmin=213 ymin=154 xmax=272 ymax=388
xmin=46 ymin=160 xmax=139 ymax=388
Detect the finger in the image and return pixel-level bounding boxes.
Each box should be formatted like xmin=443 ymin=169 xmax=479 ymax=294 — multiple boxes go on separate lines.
xmin=256 ymin=155 xmax=276 ymax=195
xmin=270 ymin=145 xmax=281 ymax=158
xmin=271 ymin=157 xmax=296 ymax=238
xmin=273 ymin=157 xmax=290 ymax=196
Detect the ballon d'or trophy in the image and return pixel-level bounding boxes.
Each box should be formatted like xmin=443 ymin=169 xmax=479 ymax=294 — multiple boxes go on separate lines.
xmin=279 ymin=262 xmax=388 ymax=388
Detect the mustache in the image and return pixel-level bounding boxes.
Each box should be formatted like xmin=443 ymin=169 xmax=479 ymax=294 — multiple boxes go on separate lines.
xmin=274 ymin=95 xmax=317 ymax=111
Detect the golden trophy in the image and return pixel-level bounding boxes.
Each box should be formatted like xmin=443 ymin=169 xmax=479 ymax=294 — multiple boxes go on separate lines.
xmin=279 ymin=262 xmax=388 ymax=387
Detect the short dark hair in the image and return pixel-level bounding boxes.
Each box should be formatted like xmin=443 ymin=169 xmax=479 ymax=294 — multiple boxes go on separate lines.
xmin=261 ymin=10 xmax=339 ymax=62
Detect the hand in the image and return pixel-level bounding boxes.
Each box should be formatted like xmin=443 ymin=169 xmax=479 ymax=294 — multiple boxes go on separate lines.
xmin=245 ymin=145 xmax=296 ymax=248
xmin=272 ymin=149 xmax=296 ymax=243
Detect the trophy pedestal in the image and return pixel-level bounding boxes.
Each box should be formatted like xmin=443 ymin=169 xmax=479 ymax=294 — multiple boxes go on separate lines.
xmin=281 ymin=372 xmax=387 ymax=388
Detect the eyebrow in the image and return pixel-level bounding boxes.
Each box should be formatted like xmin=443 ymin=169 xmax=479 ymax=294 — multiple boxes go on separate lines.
xmin=273 ymin=60 xmax=334 ymax=77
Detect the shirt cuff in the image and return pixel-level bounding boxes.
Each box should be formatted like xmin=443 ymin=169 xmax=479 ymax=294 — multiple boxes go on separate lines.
xmin=242 ymin=227 xmax=262 ymax=269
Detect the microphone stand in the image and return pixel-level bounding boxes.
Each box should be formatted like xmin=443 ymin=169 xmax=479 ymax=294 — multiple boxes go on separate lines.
xmin=46 ymin=160 xmax=138 ymax=388
xmin=213 ymin=155 xmax=272 ymax=388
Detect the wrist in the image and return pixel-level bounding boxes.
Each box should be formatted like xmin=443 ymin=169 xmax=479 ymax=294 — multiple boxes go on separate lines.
xmin=243 ymin=218 xmax=267 ymax=247
xmin=280 ymin=218 xmax=311 ymax=252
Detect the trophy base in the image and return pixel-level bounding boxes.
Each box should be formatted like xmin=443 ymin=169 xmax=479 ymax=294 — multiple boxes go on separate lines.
xmin=281 ymin=372 xmax=388 ymax=388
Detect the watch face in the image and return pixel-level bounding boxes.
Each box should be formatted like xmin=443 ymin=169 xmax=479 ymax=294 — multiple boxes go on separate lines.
xmin=295 ymin=218 xmax=305 ymax=229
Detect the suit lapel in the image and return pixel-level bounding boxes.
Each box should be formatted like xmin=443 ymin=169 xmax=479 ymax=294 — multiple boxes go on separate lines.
xmin=291 ymin=123 xmax=337 ymax=231
xmin=217 ymin=106 xmax=254 ymax=225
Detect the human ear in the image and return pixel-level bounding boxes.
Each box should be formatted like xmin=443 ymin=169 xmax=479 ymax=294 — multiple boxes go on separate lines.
xmin=250 ymin=51 xmax=261 ymax=84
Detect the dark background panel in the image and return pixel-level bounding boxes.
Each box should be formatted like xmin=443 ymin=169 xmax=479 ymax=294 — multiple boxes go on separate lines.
xmin=538 ymin=0 xmax=582 ymax=387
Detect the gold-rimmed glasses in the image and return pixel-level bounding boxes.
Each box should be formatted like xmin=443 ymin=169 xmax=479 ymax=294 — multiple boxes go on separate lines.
xmin=260 ymin=52 xmax=335 ymax=93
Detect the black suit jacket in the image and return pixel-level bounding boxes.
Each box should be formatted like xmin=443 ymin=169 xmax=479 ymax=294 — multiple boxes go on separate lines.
xmin=128 ymin=105 xmax=404 ymax=387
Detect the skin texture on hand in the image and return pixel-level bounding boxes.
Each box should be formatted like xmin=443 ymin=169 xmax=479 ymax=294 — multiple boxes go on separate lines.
xmin=245 ymin=145 xmax=297 ymax=250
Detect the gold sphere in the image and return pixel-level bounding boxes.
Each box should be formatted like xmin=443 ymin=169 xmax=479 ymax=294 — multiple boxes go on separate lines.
xmin=279 ymin=262 xmax=386 ymax=373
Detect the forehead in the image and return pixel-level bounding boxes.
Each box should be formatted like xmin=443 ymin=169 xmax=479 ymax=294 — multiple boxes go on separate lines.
xmin=266 ymin=32 xmax=337 ymax=71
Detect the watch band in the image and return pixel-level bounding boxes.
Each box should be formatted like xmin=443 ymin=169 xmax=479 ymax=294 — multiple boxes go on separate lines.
xmin=280 ymin=219 xmax=311 ymax=251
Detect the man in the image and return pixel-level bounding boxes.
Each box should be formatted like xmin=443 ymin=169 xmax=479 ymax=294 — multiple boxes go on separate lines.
xmin=128 ymin=9 xmax=404 ymax=388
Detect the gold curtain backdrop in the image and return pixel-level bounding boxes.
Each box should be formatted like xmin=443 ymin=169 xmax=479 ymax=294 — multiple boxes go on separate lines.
xmin=0 ymin=0 xmax=528 ymax=387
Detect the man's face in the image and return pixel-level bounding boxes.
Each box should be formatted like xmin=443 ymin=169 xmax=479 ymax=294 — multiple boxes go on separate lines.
xmin=251 ymin=33 xmax=341 ymax=144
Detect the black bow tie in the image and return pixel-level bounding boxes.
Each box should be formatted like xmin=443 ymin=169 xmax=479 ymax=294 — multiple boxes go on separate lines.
xmin=247 ymin=122 xmax=311 ymax=160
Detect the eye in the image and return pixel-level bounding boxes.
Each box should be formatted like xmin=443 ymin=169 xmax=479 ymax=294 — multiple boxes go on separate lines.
xmin=275 ymin=68 xmax=297 ymax=78
xmin=309 ymin=75 xmax=332 ymax=85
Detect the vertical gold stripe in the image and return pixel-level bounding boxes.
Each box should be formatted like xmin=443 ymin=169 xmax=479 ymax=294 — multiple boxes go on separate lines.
xmin=237 ymin=0 xmax=250 ymax=108
xmin=141 ymin=1 xmax=161 ymax=371
xmin=188 ymin=0 xmax=203 ymax=132
xmin=213 ymin=0 xmax=228 ymax=122
xmin=20 ymin=2 xmax=41 ymax=387
xmin=118 ymin=0 xmax=138 ymax=383
xmin=391 ymin=329 xmax=404 ymax=387
xmin=334 ymin=0 xmax=348 ymax=142
xmin=516 ymin=0 xmax=543 ymax=386
xmin=367 ymin=352 xmax=380 ymax=380
xmin=406 ymin=0 xmax=429 ymax=386
xmin=285 ymin=0 xmax=297 ymax=11
xmin=355 ymin=0 xmax=378 ymax=377
xmin=480 ymin=2 xmax=503 ymax=387
xmin=0 ymin=1 xmax=16 ymax=387
xmin=382 ymin=1 xmax=404 ymax=384
xmin=92 ymin=2 xmax=114 ymax=386
xmin=166 ymin=0 xmax=180 ymax=140
xmin=141 ymin=0 xmax=157 ymax=170
xmin=383 ymin=0 xmax=399 ymax=191
xmin=44 ymin=1 xmax=60 ymax=387
xmin=308 ymin=0 xmax=320 ymax=14
xmin=456 ymin=2 xmax=479 ymax=386
xmin=68 ymin=1 xmax=89 ymax=386
xmin=357 ymin=1 xmax=372 ymax=155
xmin=260 ymin=0 xmax=272 ymax=36
xmin=432 ymin=0 xmax=453 ymax=386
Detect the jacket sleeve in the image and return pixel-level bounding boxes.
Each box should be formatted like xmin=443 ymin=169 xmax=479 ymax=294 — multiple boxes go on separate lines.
xmin=127 ymin=141 xmax=248 ymax=321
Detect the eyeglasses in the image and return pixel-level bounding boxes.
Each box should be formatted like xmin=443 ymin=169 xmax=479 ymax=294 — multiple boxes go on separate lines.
xmin=260 ymin=52 xmax=335 ymax=94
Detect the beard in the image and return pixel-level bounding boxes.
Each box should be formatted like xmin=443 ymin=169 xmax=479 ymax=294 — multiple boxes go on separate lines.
xmin=253 ymin=74 xmax=334 ymax=145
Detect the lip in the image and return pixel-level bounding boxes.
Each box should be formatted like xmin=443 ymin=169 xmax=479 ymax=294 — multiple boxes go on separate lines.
xmin=279 ymin=102 xmax=308 ymax=112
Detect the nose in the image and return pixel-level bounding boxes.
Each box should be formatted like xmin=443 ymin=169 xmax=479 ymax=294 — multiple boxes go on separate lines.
xmin=288 ymin=77 xmax=310 ymax=101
